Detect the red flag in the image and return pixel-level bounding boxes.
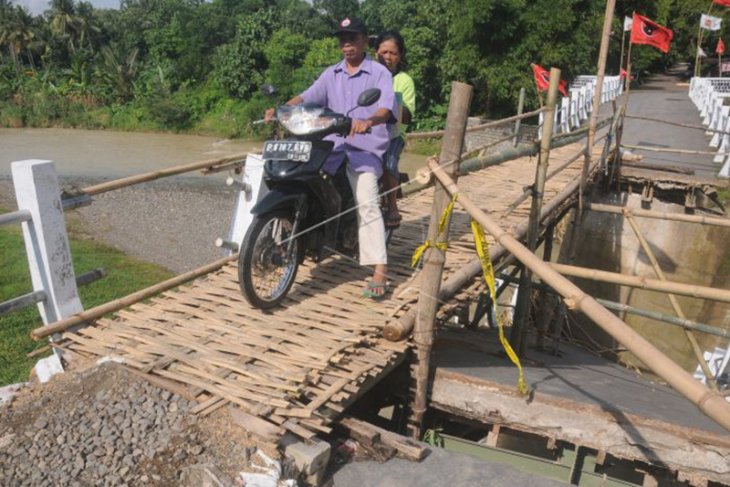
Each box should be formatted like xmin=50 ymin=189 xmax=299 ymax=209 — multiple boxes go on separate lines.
xmin=531 ymin=64 xmax=569 ymax=97
xmin=559 ymin=79 xmax=569 ymax=97
xmin=531 ymin=63 xmax=550 ymax=91
xmin=620 ymin=68 xmax=635 ymax=81
xmin=717 ymin=38 xmax=726 ymax=55
xmin=713 ymin=0 xmax=730 ymax=7
xmin=630 ymin=13 xmax=673 ymax=53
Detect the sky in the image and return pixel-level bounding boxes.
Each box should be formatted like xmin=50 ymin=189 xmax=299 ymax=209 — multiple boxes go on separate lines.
xmin=12 ymin=0 xmax=120 ymax=16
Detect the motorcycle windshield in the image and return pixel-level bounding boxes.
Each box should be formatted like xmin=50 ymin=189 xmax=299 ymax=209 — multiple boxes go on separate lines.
xmin=277 ymin=104 xmax=341 ymax=136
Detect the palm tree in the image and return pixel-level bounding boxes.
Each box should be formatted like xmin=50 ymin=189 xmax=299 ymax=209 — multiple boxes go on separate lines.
xmin=75 ymin=2 xmax=100 ymax=51
xmin=48 ymin=0 xmax=79 ymax=53
xmin=0 ymin=6 xmax=36 ymax=73
xmin=98 ymin=43 xmax=139 ymax=102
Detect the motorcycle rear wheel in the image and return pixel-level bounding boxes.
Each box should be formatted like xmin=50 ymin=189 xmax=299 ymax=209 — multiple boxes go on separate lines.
xmin=238 ymin=210 xmax=300 ymax=309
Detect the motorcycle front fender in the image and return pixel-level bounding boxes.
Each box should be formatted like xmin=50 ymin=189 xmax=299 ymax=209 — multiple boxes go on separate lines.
xmin=250 ymin=185 xmax=308 ymax=217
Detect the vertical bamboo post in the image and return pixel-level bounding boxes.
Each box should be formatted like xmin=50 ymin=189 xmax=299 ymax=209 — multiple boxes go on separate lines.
xmin=580 ymin=0 xmax=616 ymax=214
xmin=513 ymin=87 xmax=526 ymax=147
xmin=624 ymin=213 xmax=718 ymax=389
xmin=510 ymin=68 xmax=560 ymax=356
xmin=619 ymin=18 xmax=627 ymax=78
xmin=411 ymin=81 xmax=473 ymax=439
xmin=535 ymin=223 xmax=555 ymax=350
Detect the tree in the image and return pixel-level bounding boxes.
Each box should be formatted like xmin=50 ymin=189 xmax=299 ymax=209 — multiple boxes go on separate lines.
xmin=0 ymin=6 xmax=37 ymax=73
xmin=97 ymin=43 xmax=139 ymax=101
xmin=48 ymin=0 xmax=79 ymax=54
xmin=213 ymin=9 xmax=275 ymax=98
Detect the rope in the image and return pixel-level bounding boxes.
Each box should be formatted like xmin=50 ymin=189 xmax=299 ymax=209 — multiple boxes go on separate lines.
xmin=411 ymin=194 xmax=458 ymax=268
xmin=471 ymin=219 xmax=530 ymax=396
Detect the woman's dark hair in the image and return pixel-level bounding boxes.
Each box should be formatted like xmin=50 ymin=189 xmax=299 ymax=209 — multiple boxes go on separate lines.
xmin=374 ymin=30 xmax=407 ymax=71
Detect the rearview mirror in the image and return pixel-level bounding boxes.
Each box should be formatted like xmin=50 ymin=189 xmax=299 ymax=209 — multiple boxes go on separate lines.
xmin=357 ymin=88 xmax=381 ymax=107
xmin=260 ymin=84 xmax=276 ymax=97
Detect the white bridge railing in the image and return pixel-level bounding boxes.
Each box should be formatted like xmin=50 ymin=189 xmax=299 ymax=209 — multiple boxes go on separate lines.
xmin=688 ymin=77 xmax=730 ymax=178
xmin=538 ymin=75 xmax=623 ymax=140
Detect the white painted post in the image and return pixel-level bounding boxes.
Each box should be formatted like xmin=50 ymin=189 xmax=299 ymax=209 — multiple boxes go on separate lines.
xmin=11 ymin=160 xmax=83 ymax=326
xmin=225 ymin=153 xmax=269 ymax=254
xmin=560 ymin=97 xmax=570 ymax=132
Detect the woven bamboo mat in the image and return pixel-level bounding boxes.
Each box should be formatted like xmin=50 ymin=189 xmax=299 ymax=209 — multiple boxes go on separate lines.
xmin=60 ymin=140 xmax=603 ymax=441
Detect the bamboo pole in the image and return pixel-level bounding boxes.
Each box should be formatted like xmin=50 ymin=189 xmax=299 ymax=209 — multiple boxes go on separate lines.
xmin=620 ymin=144 xmax=730 ymax=156
xmin=32 ymin=255 xmax=238 ymax=340
xmin=624 ymin=114 xmax=730 ymax=135
xmin=427 ymin=158 xmax=730 ymax=433
xmin=586 ymin=203 xmax=730 ymax=228
xmin=497 ymin=274 xmax=730 ymax=339
xmin=549 ymin=262 xmax=730 ymax=303
xmin=511 ymin=68 xmax=561 ymax=355
xmin=623 ymin=213 xmax=718 ymax=389
xmin=580 ymin=0 xmax=616 ymax=214
xmin=596 ymin=298 xmax=730 ymax=339
xmin=535 ymin=223 xmax=555 ymax=350
xmin=411 ymin=82 xmax=473 ymax=439
xmin=406 ymin=108 xmax=542 ymax=140
xmin=81 ymin=154 xmax=249 ymax=196
xmin=513 ymin=88 xmax=526 ymax=147
xmin=383 ymin=171 xmax=584 ymax=342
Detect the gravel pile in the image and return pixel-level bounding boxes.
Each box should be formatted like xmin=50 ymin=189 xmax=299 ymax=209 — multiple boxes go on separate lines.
xmin=0 ymin=363 xmax=259 ymax=486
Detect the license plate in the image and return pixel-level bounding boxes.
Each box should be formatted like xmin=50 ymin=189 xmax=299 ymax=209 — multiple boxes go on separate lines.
xmin=262 ymin=140 xmax=312 ymax=162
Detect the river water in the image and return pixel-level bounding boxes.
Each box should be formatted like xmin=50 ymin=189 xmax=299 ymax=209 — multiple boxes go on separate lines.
xmin=0 ymin=128 xmax=261 ymax=180
xmin=0 ymin=128 xmax=427 ymax=181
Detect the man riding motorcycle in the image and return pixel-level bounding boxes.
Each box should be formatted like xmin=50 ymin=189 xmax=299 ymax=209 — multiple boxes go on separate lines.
xmin=265 ymin=16 xmax=396 ymax=300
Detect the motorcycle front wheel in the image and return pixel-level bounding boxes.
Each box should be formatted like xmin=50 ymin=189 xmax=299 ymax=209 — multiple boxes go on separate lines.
xmin=238 ymin=210 xmax=300 ymax=309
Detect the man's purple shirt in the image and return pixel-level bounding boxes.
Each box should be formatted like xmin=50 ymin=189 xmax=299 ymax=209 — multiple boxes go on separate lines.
xmin=300 ymin=56 xmax=396 ymax=176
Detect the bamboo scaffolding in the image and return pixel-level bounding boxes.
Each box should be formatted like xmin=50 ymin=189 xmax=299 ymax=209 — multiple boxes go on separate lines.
xmin=81 ymin=153 xmax=249 ymax=196
xmin=580 ymin=0 xmax=616 ymax=213
xmin=549 ymin=263 xmax=730 ymax=303
xmin=586 ymin=203 xmax=730 ymax=228
xmin=411 ymin=81 xmax=473 ymax=438
xmin=32 ymin=255 xmax=238 ymax=340
xmin=427 ymin=157 xmax=730 ymax=433
xmin=623 ymin=213 xmax=718 ymax=389
xmin=383 ymin=171 xmax=583 ymax=342
xmin=512 ymin=68 xmax=561 ymax=355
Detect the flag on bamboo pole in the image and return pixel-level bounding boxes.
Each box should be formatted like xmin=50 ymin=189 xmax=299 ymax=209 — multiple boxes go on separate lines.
xmin=718 ymin=38 xmax=726 ymax=55
xmin=630 ymin=13 xmax=673 ymax=53
xmin=698 ymin=46 xmax=708 ymax=58
xmin=713 ymin=0 xmax=730 ymax=7
xmin=531 ymin=64 xmax=568 ymax=97
xmin=620 ymin=68 xmax=634 ymax=81
xmin=623 ymin=16 xmax=633 ymax=32
xmin=701 ymin=13 xmax=723 ymax=31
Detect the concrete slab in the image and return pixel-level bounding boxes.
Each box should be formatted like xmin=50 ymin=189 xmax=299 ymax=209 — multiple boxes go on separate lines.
xmin=431 ymin=328 xmax=727 ymax=435
xmin=331 ymin=446 xmax=569 ymax=487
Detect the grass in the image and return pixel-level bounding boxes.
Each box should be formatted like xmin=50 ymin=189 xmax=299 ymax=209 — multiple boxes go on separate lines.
xmin=0 ymin=211 xmax=172 ymax=386
xmin=406 ymin=138 xmax=442 ymax=156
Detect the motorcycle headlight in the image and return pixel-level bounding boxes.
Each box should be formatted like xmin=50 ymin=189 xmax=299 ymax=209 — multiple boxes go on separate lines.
xmin=276 ymin=105 xmax=338 ymax=135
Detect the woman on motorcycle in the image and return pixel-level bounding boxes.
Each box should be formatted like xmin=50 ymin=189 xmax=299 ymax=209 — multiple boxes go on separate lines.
xmin=265 ymin=17 xmax=396 ymax=300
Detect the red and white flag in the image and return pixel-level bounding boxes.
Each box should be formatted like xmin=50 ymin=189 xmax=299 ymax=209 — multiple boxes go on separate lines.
xmin=630 ymin=13 xmax=673 ymax=54
xmin=718 ymin=38 xmax=726 ymax=56
xmin=713 ymin=0 xmax=730 ymax=7
xmin=531 ymin=64 xmax=569 ymax=97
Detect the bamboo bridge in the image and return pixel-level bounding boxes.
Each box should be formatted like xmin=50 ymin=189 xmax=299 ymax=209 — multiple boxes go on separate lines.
xmin=3 ymin=73 xmax=730 ymax=486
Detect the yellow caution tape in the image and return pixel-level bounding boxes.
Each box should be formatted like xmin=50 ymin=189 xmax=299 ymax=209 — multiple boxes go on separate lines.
xmin=411 ymin=194 xmax=459 ymax=268
xmin=471 ymin=220 xmax=530 ymax=396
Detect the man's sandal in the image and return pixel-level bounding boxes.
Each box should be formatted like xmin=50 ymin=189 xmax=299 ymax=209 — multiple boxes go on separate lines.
xmin=363 ymin=280 xmax=389 ymax=300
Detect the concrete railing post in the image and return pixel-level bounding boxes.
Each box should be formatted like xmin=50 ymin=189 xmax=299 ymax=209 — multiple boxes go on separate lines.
xmin=11 ymin=160 xmax=83 ymax=327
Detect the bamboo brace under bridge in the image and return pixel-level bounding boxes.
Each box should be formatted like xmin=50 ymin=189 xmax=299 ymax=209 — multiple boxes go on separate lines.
xmin=4 ymin=75 xmax=730 ymax=485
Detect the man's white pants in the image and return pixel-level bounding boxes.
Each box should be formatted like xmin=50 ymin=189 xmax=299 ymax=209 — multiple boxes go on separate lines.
xmin=346 ymin=165 xmax=387 ymax=266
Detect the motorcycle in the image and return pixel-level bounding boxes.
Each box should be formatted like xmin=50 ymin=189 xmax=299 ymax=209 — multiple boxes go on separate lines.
xmin=238 ymin=87 xmax=391 ymax=309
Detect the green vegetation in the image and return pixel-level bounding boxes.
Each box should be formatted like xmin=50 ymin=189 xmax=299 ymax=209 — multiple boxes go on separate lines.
xmin=0 ymin=212 xmax=172 ymax=386
xmin=0 ymin=0 xmax=718 ymax=135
